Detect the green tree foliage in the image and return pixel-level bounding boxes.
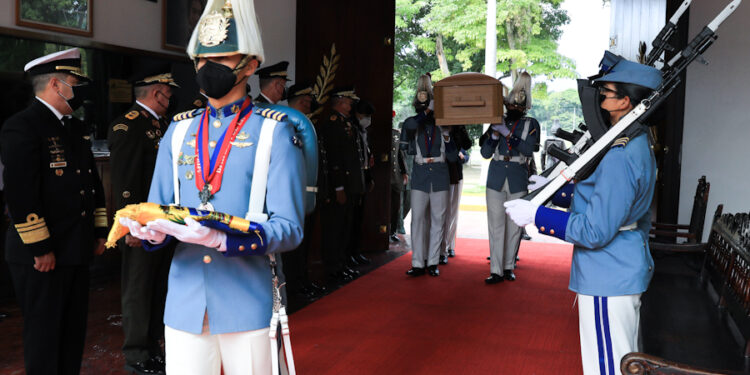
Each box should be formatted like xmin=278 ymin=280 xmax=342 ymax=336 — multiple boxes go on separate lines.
xmin=528 ymin=88 xmax=583 ymax=133
xmin=20 ymin=0 xmax=89 ymax=30
xmin=394 ymin=0 xmax=576 ymax=126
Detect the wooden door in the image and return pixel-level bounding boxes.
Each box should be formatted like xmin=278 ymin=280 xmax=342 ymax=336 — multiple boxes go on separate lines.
xmin=296 ymin=0 xmax=396 ymax=253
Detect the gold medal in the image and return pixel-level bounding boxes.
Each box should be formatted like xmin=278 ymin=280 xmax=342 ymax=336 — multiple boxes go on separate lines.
xmin=185 ymin=170 xmax=194 ymax=180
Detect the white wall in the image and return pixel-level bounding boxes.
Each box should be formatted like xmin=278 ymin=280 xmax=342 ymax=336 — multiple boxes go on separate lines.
xmin=0 ymin=0 xmax=296 ymax=91
xmin=681 ymin=1 xmax=749 ymax=238
xmin=609 ymin=0 xmax=665 ymax=62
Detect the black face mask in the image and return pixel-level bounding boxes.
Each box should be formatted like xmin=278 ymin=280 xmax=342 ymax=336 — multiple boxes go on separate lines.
xmin=195 ymin=60 xmax=241 ymax=99
xmin=59 ymin=81 xmax=91 ymax=111
xmin=506 ymin=109 xmax=525 ymax=122
xmin=599 ymin=107 xmax=613 ymax=127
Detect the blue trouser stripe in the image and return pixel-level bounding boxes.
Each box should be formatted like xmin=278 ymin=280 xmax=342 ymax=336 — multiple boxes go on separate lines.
xmin=594 ymin=296 xmax=606 ymax=375
xmin=602 ymin=297 xmax=616 ymax=375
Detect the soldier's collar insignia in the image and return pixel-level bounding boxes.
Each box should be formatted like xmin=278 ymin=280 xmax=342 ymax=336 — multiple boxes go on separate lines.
xmin=208 ymin=97 xmax=247 ymax=118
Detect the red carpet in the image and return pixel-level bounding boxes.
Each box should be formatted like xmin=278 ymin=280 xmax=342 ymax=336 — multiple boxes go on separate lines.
xmin=289 ymin=238 xmax=582 ymax=374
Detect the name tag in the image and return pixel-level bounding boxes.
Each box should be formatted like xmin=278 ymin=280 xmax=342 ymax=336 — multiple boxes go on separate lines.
xmin=50 ymin=161 xmax=67 ymax=168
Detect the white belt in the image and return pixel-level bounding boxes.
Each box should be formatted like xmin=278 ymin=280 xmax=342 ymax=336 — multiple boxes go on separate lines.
xmin=414 ymin=155 xmax=445 ymax=165
xmin=492 ymin=154 xmax=528 ymax=163
xmin=619 ymin=222 xmax=637 ymax=231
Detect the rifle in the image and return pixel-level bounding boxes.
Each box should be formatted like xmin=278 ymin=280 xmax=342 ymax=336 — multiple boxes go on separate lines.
xmin=537 ymin=0 xmax=697 ymax=181
xmin=528 ymin=0 xmax=742 ymax=206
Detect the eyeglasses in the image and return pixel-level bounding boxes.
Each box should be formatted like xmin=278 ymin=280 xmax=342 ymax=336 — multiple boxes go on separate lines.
xmin=599 ymin=86 xmax=624 ymax=102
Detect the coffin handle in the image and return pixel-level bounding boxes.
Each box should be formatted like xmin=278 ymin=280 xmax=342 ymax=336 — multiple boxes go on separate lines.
xmin=450 ymin=99 xmax=485 ymax=107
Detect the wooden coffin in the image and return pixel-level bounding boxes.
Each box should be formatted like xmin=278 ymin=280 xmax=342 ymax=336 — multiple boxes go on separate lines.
xmin=433 ymin=72 xmax=504 ymax=126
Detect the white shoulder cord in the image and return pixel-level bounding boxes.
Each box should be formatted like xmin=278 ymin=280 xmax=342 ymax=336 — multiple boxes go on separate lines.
xmin=249 ymin=117 xmax=296 ymax=375
xmin=170 ymin=118 xmax=193 ymax=205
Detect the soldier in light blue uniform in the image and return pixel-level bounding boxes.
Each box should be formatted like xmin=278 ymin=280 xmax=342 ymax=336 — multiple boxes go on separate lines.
xmin=119 ymin=1 xmax=304 ymax=374
xmin=402 ymin=74 xmax=458 ymax=277
xmin=505 ymin=59 xmax=662 ymax=375
xmin=481 ymin=72 xmax=540 ymax=284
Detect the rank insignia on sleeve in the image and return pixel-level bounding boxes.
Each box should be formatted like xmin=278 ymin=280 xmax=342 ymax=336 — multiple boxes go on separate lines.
xmin=15 ymin=213 xmax=50 ymax=244
xmin=125 ymin=111 xmax=139 ymax=120
xmin=611 ymin=137 xmax=630 ymax=148
xmin=258 ymin=108 xmax=288 ymax=122
xmin=113 ymin=124 xmax=129 ymax=132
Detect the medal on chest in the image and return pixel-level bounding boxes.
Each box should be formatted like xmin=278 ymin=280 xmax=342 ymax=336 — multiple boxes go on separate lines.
xmin=194 ymin=98 xmax=253 ymax=211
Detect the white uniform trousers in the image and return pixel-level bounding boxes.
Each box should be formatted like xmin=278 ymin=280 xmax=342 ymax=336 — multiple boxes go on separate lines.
xmin=165 ymin=324 xmax=272 ymax=375
xmin=410 ymin=186 xmax=449 ymax=267
xmin=486 ymin=180 xmax=525 ymax=274
xmin=441 ymin=180 xmax=463 ymax=256
xmin=577 ymin=294 xmax=641 ymax=375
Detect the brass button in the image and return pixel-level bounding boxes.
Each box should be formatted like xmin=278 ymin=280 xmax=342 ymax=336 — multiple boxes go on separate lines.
xmin=239 ymin=245 xmax=245 ymax=251
xmin=76 ymin=169 xmax=81 ymax=174
xmin=122 ymin=191 xmax=131 ymax=198
xmin=203 ymin=255 xmax=212 ymax=264
xmin=213 ymin=120 xmax=221 ymax=128
xmin=91 ymin=189 xmax=95 ymax=193
xmin=550 ymin=229 xmax=556 ymax=235
xmin=561 ymin=193 xmax=566 ymax=198
xmin=209 ymin=140 xmax=217 ymax=148
xmin=80 ymin=190 xmax=85 ymax=195
xmin=87 ymin=169 xmax=92 ymax=173
xmin=251 ymin=243 xmax=258 ymax=250
xmin=540 ymin=226 xmax=545 ymax=232
xmin=81 ymin=211 xmax=86 ymax=217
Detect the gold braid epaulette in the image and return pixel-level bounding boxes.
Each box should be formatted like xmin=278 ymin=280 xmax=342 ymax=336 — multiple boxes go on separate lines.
xmin=256 ymin=108 xmax=288 ymax=122
xmin=172 ymin=108 xmax=205 ymax=122
xmin=611 ymin=136 xmax=630 ymax=148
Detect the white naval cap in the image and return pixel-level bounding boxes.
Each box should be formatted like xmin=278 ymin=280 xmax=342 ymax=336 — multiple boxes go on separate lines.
xmin=23 ymin=48 xmax=90 ymax=81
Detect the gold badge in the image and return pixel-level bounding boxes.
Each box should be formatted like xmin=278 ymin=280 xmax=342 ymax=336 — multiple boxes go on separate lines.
xmin=113 ymin=124 xmax=128 ymax=132
xmin=230 ymin=142 xmax=254 ymax=148
xmin=198 ymin=11 xmax=230 ymax=47
xmin=185 ymin=170 xmax=194 ymax=180
xmin=231 ymin=104 xmax=240 ymax=114
xmin=55 ymin=169 xmax=63 ymax=176
xmin=125 ymin=111 xmax=139 ymax=120
xmin=122 ymin=191 xmax=131 ymax=198
xmin=236 ymin=132 xmax=249 ymax=140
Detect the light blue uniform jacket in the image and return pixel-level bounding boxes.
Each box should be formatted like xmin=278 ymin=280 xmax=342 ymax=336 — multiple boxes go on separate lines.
xmin=535 ymin=132 xmax=656 ymax=296
xmin=147 ymin=98 xmax=305 ymax=334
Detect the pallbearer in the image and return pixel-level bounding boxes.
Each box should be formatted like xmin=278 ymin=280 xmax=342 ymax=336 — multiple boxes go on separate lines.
xmin=402 ymin=74 xmax=458 ymax=277
xmin=119 ymin=0 xmax=305 ymax=373
xmin=481 ymin=72 xmax=540 ymax=284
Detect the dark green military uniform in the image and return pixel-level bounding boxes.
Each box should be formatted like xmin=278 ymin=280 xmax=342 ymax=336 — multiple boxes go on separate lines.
xmin=318 ymin=111 xmax=364 ymax=276
xmin=108 ymin=72 xmax=177 ymax=369
xmin=390 ymin=129 xmax=407 ymax=235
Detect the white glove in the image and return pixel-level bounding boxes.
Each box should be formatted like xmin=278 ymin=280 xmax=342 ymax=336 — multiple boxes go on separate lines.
xmin=146 ymin=217 xmax=227 ymax=251
xmin=428 ymin=99 xmax=434 ymax=111
xmin=527 ymin=174 xmax=549 ymax=192
xmin=504 ymin=199 xmax=539 ymax=227
xmin=119 ymin=217 xmax=166 ymax=244
xmin=491 ymin=123 xmax=511 ymax=137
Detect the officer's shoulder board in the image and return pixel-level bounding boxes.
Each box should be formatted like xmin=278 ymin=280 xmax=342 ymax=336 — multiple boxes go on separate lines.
xmin=125 ymin=110 xmax=139 ymax=120
xmin=172 ymin=108 xmax=205 ymax=123
xmin=256 ymin=108 xmax=288 ymax=122
xmin=611 ymin=136 xmax=630 ymax=148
